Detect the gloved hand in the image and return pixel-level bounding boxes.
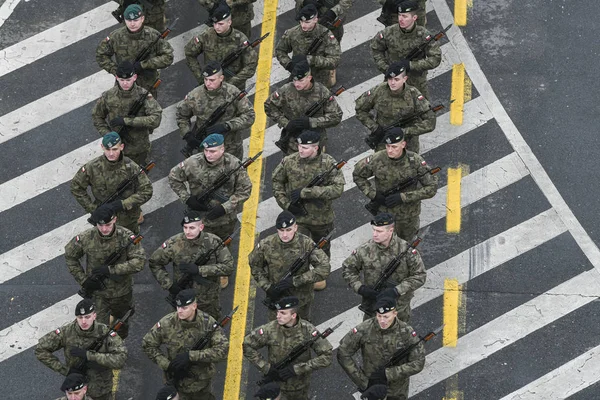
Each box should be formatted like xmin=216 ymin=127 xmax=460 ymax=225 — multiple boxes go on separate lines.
xmin=365 ymin=126 xmax=385 ymax=149
xmin=275 ymin=276 xmax=294 ymax=292
xmin=185 ymin=196 xmax=209 ymax=211
xmin=291 ymin=54 xmax=308 ymax=66
xmin=69 ymin=347 xmax=88 ymax=360
xmin=108 ymin=200 xmax=125 ymax=213
xmin=278 ymin=365 xmax=297 ymax=381
xmin=382 ymin=0 xmax=397 ymax=13
xmin=287 ymin=203 xmax=305 ymax=216
xmin=168 ymin=352 xmax=190 ymax=372
xmin=179 ymin=263 xmax=199 ymax=276
xmin=361 ymin=384 xmax=388 ymax=400
xmin=290 ymin=188 xmax=302 ymax=204
xmin=266 ymin=285 xmax=281 ymax=299
xmin=206 ymin=204 xmax=226 ymax=220
xmin=385 ymin=193 xmax=403 ymax=208
xmin=206 ymin=123 xmax=230 ymax=135
xmin=133 ymin=61 xmax=144 ymax=74
xmin=286 ymin=116 xmax=310 ymax=133
xmin=378 ymin=287 xmax=399 ymax=299
xmin=168 ymin=282 xmax=182 ymax=295
xmin=284 ymin=62 xmax=295 ymax=72
xmin=91 ymin=264 xmax=110 ymax=278
xmin=266 ymin=365 xmax=280 ymax=381
xmin=372 ymin=191 xmax=386 ymax=206
xmin=109 ymin=116 xmax=125 ymax=128
xmin=183 ymin=132 xmax=202 ymax=149
xmin=319 ymin=9 xmax=337 ymax=25
xmin=368 ymin=366 xmax=388 ymax=386
xmin=358 ymin=285 xmax=378 ymax=301
xmin=82 ymin=277 xmax=104 ymax=293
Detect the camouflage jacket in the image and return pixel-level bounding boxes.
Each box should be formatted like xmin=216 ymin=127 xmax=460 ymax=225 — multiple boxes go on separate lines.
xmin=371 ymin=24 xmax=441 ymax=77
xmin=184 ymin=27 xmax=258 ymax=89
xmin=96 ymin=25 xmax=174 ymax=91
xmin=168 ymin=153 xmax=252 ymax=227
xmin=294 ymin=0 xmax=353 ymax=20
xmin=197 ymin=0 xmax=257 ymax=25
xmin=355 ymin=82 xmax=435 ymax=138
xmin=248 ymin=232 xmax=330 ymax=308
xmin=337 ymin=317 xmax=425 ymax=394
xmin=275 ymin=24 xmax=341 ymax=86
xmin=149 ymin=231 xmax=234 ymax=293
xmin=35 ymin=320 xmax=127 ymax=397
xmin=342 ymin=234 xmax=426 ymax=305
xmin=92 ymin=83 xmax=162 ymax=155
xmin=352 ymin=150 xmax=438 ymax=216
xmin=141 ymin=310 xmax=229 ymax=391
xmin=64 ymin=225 xmax=146 ymax=298
xmin=243 ymin=318 xmax=333 ymax=391
xmin=272 ymin=152 xmax=345 ymax=226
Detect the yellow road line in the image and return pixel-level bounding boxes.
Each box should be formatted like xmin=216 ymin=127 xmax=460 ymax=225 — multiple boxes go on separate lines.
xmin=111 ymin=369 xmax=120 ymax=400
xmin=446 ymin=167 xmax=462 ymax=233
xmin=450 ymin=63 xmax=465 ymax=126
xmin=454 ymin=0 xmax=468 ymax=26
xmin=443 ymin=278 xmax=460 ymax=347
xmin=223 ymin=0 xmax=278 ymax=397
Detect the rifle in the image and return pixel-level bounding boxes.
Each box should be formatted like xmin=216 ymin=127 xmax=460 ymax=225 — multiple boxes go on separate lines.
xmin=365 ymin=103 xmax=445 ymax=150
xmin=364 ymin=166 xmax=441 ymax=216
xmin=165 ymin=229 xmax=239 ymax=309
xmin=257 ymin=321 xmax=342 ymax=385
xmin=274 ymin=86 xmax=346 ymax=154
xmin=181 ymin=85 xmax=254 ymax=158
xmin=263 ymin=232 xmax=333 ymax=310
xmin=134 ymin=18 xmax=179 ymax=64
xmin=289 ymin=160 xmax=346 ymax=216
xmin=114 ymin=79 xmax=161 ymax=140
xmin=96 ymin=161 xmax=156 ymax=209
xmin=305 ymin=17 xmax=343 ymax=55
xmin=405 ymin=24 xmax=452 ymax=61
xmin=78 ymin=234 xmax=144 ymax=298
xmin=358 ymin=231 xmax=426 ymax=314
xmin=221 ymin=32 xmax=270 ymax=78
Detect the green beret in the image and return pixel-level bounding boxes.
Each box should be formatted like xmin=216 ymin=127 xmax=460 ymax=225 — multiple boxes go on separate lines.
xmin=201 ymin=133 xmax=225 ymax=148
xmin=102 ymin=132 xmax=121 ymax=148
xmin=124 ymin=4 xmax=143 ymax=20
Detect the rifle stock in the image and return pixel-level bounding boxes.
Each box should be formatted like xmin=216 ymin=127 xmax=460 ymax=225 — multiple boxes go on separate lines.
xmin=406 ymin=24 xmax=452 ymax=61
xmin=222 ymin=32 xmax=270 ymax=77
xmin=115 ymin=79 xmax=161 ymax=137
xmin=97 ymin=161 xmax=156 ymax=208
xmin=290 ymin=160 xmax=346 ymax=216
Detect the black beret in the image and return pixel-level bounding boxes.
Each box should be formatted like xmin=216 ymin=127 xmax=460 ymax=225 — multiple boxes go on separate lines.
xmin=361 ymin=384 xmax=388 ymax=400
xmin=175 ymin=288 xmax=196 ymax=307
xmin=274 ymin=296 xmax=299 ymax=310
xmin=374 ymin=296 xmax=396 ymax=314
xmin=116 ymin=60 xmax=135 ymax=79
xmin=60 ymin=373 xmax=87 ymax=392
xmin=203 ymin=60 xmax=223 ymax=77
xmin=75 ymin=298 xmax=95 ymax=316
xmin=88 ymin=204 xmax=116 ymax=226
xmin=385 ymin=60 xmax=410 ymax=79
xmin=292 ymin=60 xmax=311 ymax=81
xmin=255 ymin=382 xmax=281 ymax=399
xmin=371 ymin=213 xmax=395 ymax=226
xmin=297 ymin=130 xmax=320 ymax=145
xmin=276 ymin=210 xmax=296 ymax=229
xmin=156 ymin=385 xmax=178 ymax=400
xmin=383 ymin=127 xmax=405 ymax=144
xmin=297 ymin=3 xmax=318 ymax=21
xmin=398 ymin=0 xmax=419 ymax=13
xmin=210 ymin=2 xmax=231 ymax=23
xmin=181 ymin=210 xmax=203 ymax=225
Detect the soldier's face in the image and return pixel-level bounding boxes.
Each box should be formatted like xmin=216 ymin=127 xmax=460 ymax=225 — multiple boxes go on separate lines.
xmin=372 ymin=225 xmax=394 ymax=245
xmin=183 ymin=221 xmax=204 ymax=239
xmin=102 ymin=143 xmax=125 ymax=162
xmin=96 ymin=218 xmax=117 ymax=236
xmin=376 ymin=310 xmax=398 ymax=329
xmin=116 ymin=75 xmax=137 ymax=91
xmin=300 ymin=16 xmax=318 ymax=32
xmin=276 ymin=309 xmax=297 ymax=326
xmin=177 ymin=302 xmax=198 ymax=321
xmin=65 ymin=387 xmax=88 ymax=400
xmin=293 ymin=75 xmax=312 ymax=91
xmin=297 ymin=143 xmax=319 ymax=159
xmin=213 ymin=17 xmax=232 ymax=34
xmin=76 ymin=312 xmax=96 ymax=331
xmin=125 ymin=16 xmax=145 ymax=33
xmin=385 ymin=141 xmax=406 ymax=159
xmin=277 ymin=224 xmax=298 ymax=243
xmin=398 ymin=12 xmax=418 ymax=29
xmin=203 ymin=145 xmax=225 ymax=163
xmin=387 ymin=74 xmax=408 ymax=92
xmin=204 ymin=73 xmax=225 ymax=91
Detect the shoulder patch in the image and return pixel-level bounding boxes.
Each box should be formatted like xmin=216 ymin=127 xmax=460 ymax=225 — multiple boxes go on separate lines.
xmin=421 ymin=160 xmax=427 ymax=166
xmin=81 ymin=166 xmax=85 ymax=172
xmin=179 ymin=161 xmax=185 ymax=168
xmin=155 ymin=322 xmax=161 ymax=329
xmin=258 ymin=328 xmax=264 ymax=335
xmin=105 ymin=36 xmax=110 ymax=42
xmin=194 ymin=36 xmax=199 ymax=43
xmin=75 ymin=236 xmax=80 ymax=242
xmin=411 ymin=330 xmax=417 ymax=337
xmin=184 ymin=95 xmax=188 ymax=100
xmin=329 ymin=34 xmax=335 ymax=40
xmin=351 ymin=249 xmax=356 ymax=255
xmin=274 ymin=91 xmax=280 ymax=99
xmin=161 ymin=242 xmax=168 ymax=249
xmin=352 ymin=327 xmax=358 ymax=334
xmin=378 ymin=32 xmax=384 ymax=39
xmin=366 ymin=156 xmax=372 ymax=164
xmin=417 ymin=95 xmax=425 ymax=101
xmin=110 ymin=331 xmax=117 ymax=337
xmin=55 ymin=328 xmax=61 ymax=335
xmin=366 ymin=90 xmax=371 ymax=96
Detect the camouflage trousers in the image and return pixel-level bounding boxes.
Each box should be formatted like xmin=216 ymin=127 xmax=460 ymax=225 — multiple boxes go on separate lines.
xmin=91 ymin=393 xmax=110 ymax=400
xmin=407 ymin=74 xmax=430 ymax=101
xmin=116 ymin=208 xmax=142 ymax=234
xmin=280 ymin=384 xmax=310 ymax=400
xmin=232 ymin=19 xmax=252 ymax=41
xmin=194 ymin=282 xmax=221 ymax=321
xmin=386 ymin=376 xmax=410 ymax=400
xmin=224 ymin=132 xmax=244 ymax=162
xmin=124 ymin=150 xmax=149 ymax=168
xmin=394 ymin=213 xmax=419 ymax=243
xmin=146 ymin=14 xmax=167 ymax=33
xmin=203 ymin=219 xmax=237 ymax=241
xmin=93 ymin=291 xmax=134 ymax=339
xmin=297 ymin=222 xmax=333 ymax=258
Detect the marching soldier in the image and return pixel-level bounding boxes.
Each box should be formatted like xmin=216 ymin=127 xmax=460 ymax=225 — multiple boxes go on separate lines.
xmin=248 ymin=211 xmax=330 ymax=321
xmin=70 ymin=132 xmax=153 ymax=234
xmin=377 ymin=0 xmax=427 ymax=28
xmin=36 ymin=299 xmax=127 ymax=400
xmin=92 ymin=60 xmax=162 ymax=167
xmin=371 ymin=0 xmax=441 ymax=100
xmin=264 ymin=59 xmax=343 ymax=154
xmin=64 ymin=205 xmax=146 ymax=339
xmin=185 ymin=2 xmax=258 ymax=90
xmin=243 ymin=296 xmax=333 ymax=400
xmin=275 ymin=4 xmax=341 ymax=88
xmin=148 ymin=211 xmax=234 ymax=320
xmin=197 ymin=0 xmax=257 ymax=39
xmin=255 ymin=382 xmax=281 ymax=400
xmin=176 ymin=61 xmax=256 ymax=161
xmin=96 ymin=4 xmax=174 ymax=97
xmin=294 ymin=0 xmax=354 ymax=43
xmin=352 ymin=128 xmax=438 ymax=242
xmin=112 ymin=0 xmax=168 ymax=32
xmin=342 ymin=212 xmax=426 ymax=321
xmin=142 ymin=289 xmax=229 ymax=400
xmin=355 ymin=60 xmax=435 ymax=153
xmin=156 ymin=385 xmax=179 ymax=400
xmin=337 ymin=297 xmax=425 ymax=399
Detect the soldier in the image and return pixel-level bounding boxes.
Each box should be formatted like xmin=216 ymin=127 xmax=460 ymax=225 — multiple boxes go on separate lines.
xmin=294 ymin=0 xmax=354 ymax=43
xmin=113 ymin=0 xmax=168 ymax=32
xmin=376 ymin=0 xmax=427 ymax=28
xmin=197 ymin=0 xmax=257 ymax=39
xmin=176 ymin=61 xmax=256 ymax=161
xmin=371 ymin=0 xmax=441 ymax=100
xmin=64 ymin=205 xmax=146 ymax=339
xmin=272 ymin=130 xmax=345 ymax=290
xmin=352 ymin=128 xmax=438 ymax=242
xmin=264 ymin=59 xmax=343 ymax=155
xmin=276 ymin=4 xmax=341 ymax=88
xmin=92 ymin=60 xmax=162 ymax=167
xmin=243 ymin=296 xmax=333 ymax=400
xmin=185 ymin=2 xmax=258 ymax=90
xmin=255 ymin=382 xmax=281 ymax=400
xmin=142 ymin=289 xmax=229 ymax=400
xmin=337 ymin=297 xmax=425 ymax=400
xmin=355 ymin=60 xmax=435 ymax=153
xmin=96 ymin=4 xmax=174 ymax=97
xmin=70 ymin=132 xmax=153 ymax=233
xmin=55 ymin=373 xmax=92 ymax=400
xmin=156 ymin=385 xmax=179 ymax=400
xmin=248 ymin=211 xmax=330 ymax=321
xmin=148 ymin=210 xmax=234 ymax=320
xmin=168 ymin=133 xmax=252 ymax=288
xmin=342 ymin=212 xmax=426 ymax=321
xmin=36 ymin=299 xmax=127 ymax=400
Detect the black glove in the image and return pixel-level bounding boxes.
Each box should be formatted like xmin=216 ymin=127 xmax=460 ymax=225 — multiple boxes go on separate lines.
xmin=108 ymin=200 xmax=125 ymax=213
xmin=168 ymin=352 xmax=190 ymax=372
xmin=382 ymin=0 xmax=396 ymax=13
xmin=284 ymin=62 xmax=295 ymax=72
xmin=278 ymin=365 xmax=297 ymax=381
xmin=206 ymin=204 xmax=226 ymax=220
xmin=109 ymin=116 xmax=125 ymax=128
xmin=91 ymin=264 xmax=110 ymax=278
xmin=365 ymin=126 xmax=385 ymax=149
xmin=384 ymin=193 xmax=403 ymax=208
xmin=361 ymin=384 xmax=388 ymax=400
xmin=266 ymin=366 xmax=280 ymax=381
xmin=287 ymin=203 xmax=305 ymax=216
xmin=82 ymin=277 xmax=104 ymax=293
xmin=290 ymin=188 xmax=302 ymax=204
xmin=372 ymin=191 xmax=386 ymax=206
xmin=168 ymin=282 xmax=182 ymax=295
xmin=286 ymin=116 xmax=310 ymax=133
xmin=186 ymin=196 xmax=209 ymax=211
xmin=378 ymin=287 xmax=399 ymax=299
xmin=320 ymin=9 xmax=337 ymax=25
xmin=358 ymin=285 xmax=378 ymax=301
xmin=206 ymin=123 xmax=230 ymax=135
xmin=179 ymin=263 xmax=199 ymax=276
xmin=183 ymin=132 xmax=203 ymax=149
xmin=275 ymin=276 xmax=294 ymax=292
xmin=266 ymin=285 xmax=281 ymax=299
xmin=69 ymin=347 xmax=88 ymax=360
xmin=133 ymin=61 xmax=144 ymax=74
xmin=369 ymin=366 xmax=388 ymax=386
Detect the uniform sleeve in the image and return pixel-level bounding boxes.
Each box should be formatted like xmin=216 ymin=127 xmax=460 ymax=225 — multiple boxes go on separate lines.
xmin=64 ymin=236 xmax=88 ymax=285
xmin=142 ymin=35 xmax=175 ymax=71
xmin=355 ymin=89 xmax=378 ymax=133
xmin=229 ymin=41 xmax=258 ymax=89
xmin=331 ymin=0 xmax=353 ymax=16
xmin=248 ymin=243 xmax=272 ymax=292
xmin=222 ymin=166 xmax=252 ymax=213
xmin=271 ymin=160 xmax=291 ymax=210
xmin=308 ymin=33 xmax=340 ymax=70
xmin=400 ymin=157 xmax=438 ymax=203
xmin=191 ymin=325 xmax=229 ymax=363
xmin=142 ymin=323 xmax=171 ymax=371
xmin=310 ymin=93 xmax=343 ymax=129
xmin=294 ymin=335 xmax=333 ymax=375
xmin=125 ymin=93 xmax=163 ymax=129
xmin=110 ymin=236 xmax=146 ymax=276
xmin=409 ymin=37 xmax=442 ymax=73
xmin=293 ymin=247 xmax=330 ymax=287
xmin=352 ymin=155 xmax=377 ymax=200
xmin=402 ymin=90 xmax=435 ymax=138
xmin=197 ymin=0 xmax=217 ymax=8
xmin=35 ymin=330 xmax=68 ymax=376
xmin=70 ymin=166 xmax=96 ymax=213
xmin=275 ymin=31 xmax=293 ymax=71
xmin=199 ymin=245 xmax=234 ymax=277
xmin=92 ymin=95 xmax=112 ymax=135
xmin=243 ymin=327 xmax=271 ymax=373
xmin=226 ymin=95 xmax=255 ymax=132
xmin=342 ymin=250 xmax=365 ymax=293
xmin=176 ymin=96 xmax=195 ymax=135
xmin=88 ymin=333 xmax=128 ymax=369
xmin=96 ymin=36 xmax=118 ymax=75
xmin=184 ymin=36 xmax=205 ymax=84
xmin=300 ymin=160 xmax=345 ymax=200
xmin=148 ymin=244 xmax=175 ymax=290
xmin=121 ymin=165 xmax=153 ymax=210
xmin=337 ymin=328 xmax=369 ymax=390
xmin=370 ymin=31 xmax=389 ymax=74
xmin=168 ymin=162 xmax=192 ymax=203
xmin=264 ymin=89 xmax=290 ymax=128
xmin=394 ymin=249 xmax=426 ymax=296
xmin=385 ymin=337 xmax=425 ymax=380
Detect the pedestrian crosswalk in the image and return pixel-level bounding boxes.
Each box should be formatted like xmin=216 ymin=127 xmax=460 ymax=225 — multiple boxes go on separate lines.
xmin=1 ymin=0 xmax=599 ymax=399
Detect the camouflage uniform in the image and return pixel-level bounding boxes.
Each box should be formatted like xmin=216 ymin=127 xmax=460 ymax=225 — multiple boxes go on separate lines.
xmin=275 ymin=24 xmax=341 ymax=88
xmin=96 ymin=25 xmax=174 ymax=96
xmin=197 ymin=0 xmax=257 ymax=39
xmin=70 ymin=154 xmax=153 ymax=234
xmin=376 ymin=0 xmax=427 ymax=28
xmin=115 ymin=0 xmax=168 ymax=32
xmin=294 ymin=0 xmax=354 ymax=42
xmin=248 ymin=232 xmax=330 ymax=321
xmin=264 ymin=82 xmax=343 ymax=154
xmin=142 ymin=310 xmax=229 ymax=400
xmin=272 ymin=152 xmax=345 ymax=257
xmin=243 ymin=319 xmax=333 ymax=399
xmin=35 ymin=320 xmax=127 ymax=400
xmin=92 ymin=82 xmax=162 ymax=166
xmin=342 ymin=234 xmax=426 ymax=321
xmin=168 ymin=152 xmax=252 ymax=239
xmin=64 ymin=226 xmax=146 ymax=339
xmin=176 ymin=82 xmax=256 ymax=161
xmin=337 ymin=318 xmax=425 ymax=399
xmin=371 ymin=23 xmax=441 ymax=100
xmin=149 ymin=231 xmax=234 ymax=320
xmin=352 ymin=150 xmax=438 ymax=241
xmin=355 ymin=82 xmax=435 ymax=153
xmin=184 ymin=27 xmax=258 ymax=90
